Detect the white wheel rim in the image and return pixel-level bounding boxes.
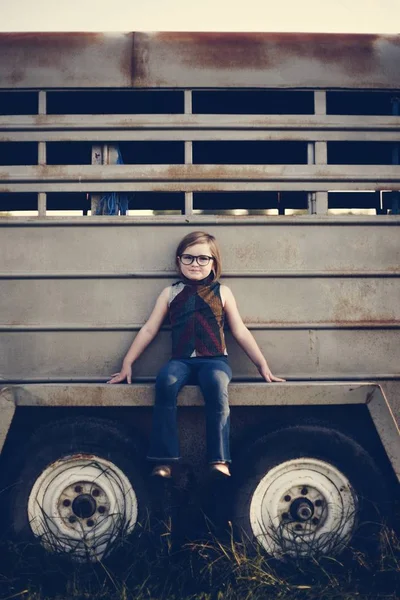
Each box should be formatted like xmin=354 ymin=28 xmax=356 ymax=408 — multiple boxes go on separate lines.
xmin=28 ymin=454 xmax=138 ymax=561
xmin=249 ymin=458 xmax=357 ymax=557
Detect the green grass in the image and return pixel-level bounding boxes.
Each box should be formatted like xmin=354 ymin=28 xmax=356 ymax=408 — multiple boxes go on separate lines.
xmin=0 ymin=522 xmax=399 ymax=600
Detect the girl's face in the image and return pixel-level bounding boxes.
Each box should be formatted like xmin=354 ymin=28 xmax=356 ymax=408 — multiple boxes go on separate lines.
xmin=178 ymin=242 xmax=214 ymax=281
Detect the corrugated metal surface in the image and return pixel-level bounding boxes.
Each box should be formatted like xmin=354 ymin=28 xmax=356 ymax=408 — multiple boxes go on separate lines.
xmin=0 ymin=32 xmax=400 ymax=89
xmin=1 ymin=219 xmax=398 ymax=273
xmin=2 ymin=277 xmax=399 ymax=327
xmin=1 ymin=329 xmax=399 ymax=380
xmin=1 ymin=221 xmax=399 ymax=407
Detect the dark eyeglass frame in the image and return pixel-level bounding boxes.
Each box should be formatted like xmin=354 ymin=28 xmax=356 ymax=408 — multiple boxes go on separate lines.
xmin=179 ymin=254 xmax=214 ymax=266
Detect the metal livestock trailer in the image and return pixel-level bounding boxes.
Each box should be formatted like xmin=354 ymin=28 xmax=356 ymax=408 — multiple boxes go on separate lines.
xmin=0 ymin=32 xmax=399 ymax=561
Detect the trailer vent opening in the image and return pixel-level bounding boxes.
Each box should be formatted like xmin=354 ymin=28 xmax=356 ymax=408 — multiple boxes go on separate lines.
xmin=47 ymin=193 xmax=91 ymax=215
xmin=193 ymin=191 xmax=308 ymax=215
xmin=0 ymin=91 xmax=38 ymax=115
xmin=46 ymin=90 xmax=184 ymax=115
xmin=327 ymin=191 xmax=399 ymax=215
xmin=91 ymin=192 xmax=185 ymax=215
xmin=327 ymin=91 xmax=400 ymax=115
xmin=193 ymin=141 xmax=307 ymax=165
xmin=116 ymin=142 xmax=184 ymax=164
xmin=328 ymin=142 xmax=399 ymax=165
xmin=0 ymin=193 xmax=38 ymax=215
xmin=0 ymin=142 xmax=38 ymax=165
xmin=192 ymin=90 xmax=314 ymax=114
xmin=47 ymin=142 xmax=92 ymax=165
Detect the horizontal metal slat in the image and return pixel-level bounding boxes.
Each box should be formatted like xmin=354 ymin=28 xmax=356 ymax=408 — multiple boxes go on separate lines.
xmin=1 ymin=114 xmax=400 ymax=130
xmin=3 ymin=182 xmax=400 ymax=192
xmin=2 ymin=164 xmax=400 ymax=181
xmin=0 ymin=215 xmax=398 ymax=226
xmin=2 ymin=130 xmax=400 ymax=143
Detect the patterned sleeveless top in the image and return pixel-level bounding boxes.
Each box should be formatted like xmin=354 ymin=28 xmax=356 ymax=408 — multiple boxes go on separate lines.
xmin=168 ymin=276 xmax=227 ymax=359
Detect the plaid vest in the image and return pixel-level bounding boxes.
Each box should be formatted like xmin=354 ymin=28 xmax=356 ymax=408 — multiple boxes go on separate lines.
xmin=169 ymin=278 xmax=227 ymax=358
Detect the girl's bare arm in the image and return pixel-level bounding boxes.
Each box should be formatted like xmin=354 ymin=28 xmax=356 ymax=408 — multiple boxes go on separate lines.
xmin=107 ymin=287 xmax=170 ymax=384
xmin=221 ymin=285 xmax=285 ymax=383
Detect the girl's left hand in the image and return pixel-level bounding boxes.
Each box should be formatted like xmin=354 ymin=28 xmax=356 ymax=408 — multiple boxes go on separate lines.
xmin=258 ymin=365 xmax=286 ymax=383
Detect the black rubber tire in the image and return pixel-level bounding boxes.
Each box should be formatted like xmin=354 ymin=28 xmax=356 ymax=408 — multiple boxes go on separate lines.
xmin=7 ymin=417 xmax=149 ymax=561
xmin=232 ymin=425 xmax=391 ymax=559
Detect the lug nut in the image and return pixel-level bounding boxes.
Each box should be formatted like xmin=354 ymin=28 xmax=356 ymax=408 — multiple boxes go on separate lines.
xmin=315 ymin=499 xmax=323 ymax=507
xmin=301 ymin=487 xmax=308 ymax=495
xmin=98 ymin=506 xmax=106 ymax=514
xmin=284 ymin=495 xmax=291 ymax=502
xmin=74 ymin=485 xmax=82 ymax=493
xmin=295 ymin=524 xmax=303 ymax=531
xmin=92 ymin=489 xmax=100 ymax=497
xmin=63 ymin=499 xmax=71 ymax=507
xmin=312 ymin=517 xmax=319 ymax=525
xmin=68 ymin=516 xmax=77 ymax=524
xmin=87 ymin=519 xmax=94 ymax=527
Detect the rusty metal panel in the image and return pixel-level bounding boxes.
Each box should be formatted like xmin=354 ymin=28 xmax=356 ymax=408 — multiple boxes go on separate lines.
xmin=2 ymin=277 xmax=400 ymax=327
xmin=0 ymin=33 xmax=132 ymax=89
xmin=1 ymin=329 xmax=399 ymax=380
xmin=1 ymin=33 xmax=400 ymax=89
xmin=131 ymin=33 xmax=400 ymax=89
xmin=1 ymin=220 xmax=399 ymax=274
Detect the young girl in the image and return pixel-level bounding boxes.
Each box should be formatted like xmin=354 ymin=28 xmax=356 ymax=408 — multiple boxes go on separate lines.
xmin=108 ymin=231 xmax=284 ymax=478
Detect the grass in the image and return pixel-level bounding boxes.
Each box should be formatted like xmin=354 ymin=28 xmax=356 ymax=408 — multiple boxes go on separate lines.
xmin=0 ymin=519 xmax=399 ymax=600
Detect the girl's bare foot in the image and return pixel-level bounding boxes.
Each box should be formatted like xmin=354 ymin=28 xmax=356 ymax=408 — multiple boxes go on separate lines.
xmin=151 ymin=465 xmax=172 ymax=478
xmin=210 ymin=462 xmax=231 ymax=477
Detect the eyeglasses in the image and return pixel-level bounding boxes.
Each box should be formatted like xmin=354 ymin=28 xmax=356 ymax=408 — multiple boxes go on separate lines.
xmin=179 ymin=254 xmax=214 ymax=266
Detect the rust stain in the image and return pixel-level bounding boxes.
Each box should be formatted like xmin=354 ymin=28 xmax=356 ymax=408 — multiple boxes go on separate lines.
xmin=65 ymin=453 xmax=97 ymax=461
xmin=0 ymin=33 xmax=105 ymax=86
xmin=0 ymin=32 xmax=102 ymax=60
xmin=150 ymin=32 xmax=383 ymax=76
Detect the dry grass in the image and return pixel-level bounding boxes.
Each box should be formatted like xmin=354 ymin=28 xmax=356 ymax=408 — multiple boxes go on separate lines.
xmin=0 ymin=518 xmax=399 ymax=600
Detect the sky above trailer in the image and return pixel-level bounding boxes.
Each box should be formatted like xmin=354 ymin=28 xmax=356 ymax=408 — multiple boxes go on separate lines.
xmin=0 ymin=0 xmax=399 ymax=33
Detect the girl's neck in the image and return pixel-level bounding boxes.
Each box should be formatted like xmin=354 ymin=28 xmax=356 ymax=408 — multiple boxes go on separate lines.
xmin=180 ymin=272 xmax=215 ymax=286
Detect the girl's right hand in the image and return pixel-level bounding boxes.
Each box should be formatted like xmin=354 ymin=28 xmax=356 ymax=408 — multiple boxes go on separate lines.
xmin=107 ymin=364 xmax=132 ymax=384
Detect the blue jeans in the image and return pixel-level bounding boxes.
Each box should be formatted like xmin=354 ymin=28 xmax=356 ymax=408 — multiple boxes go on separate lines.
xmin=147 ymin=357 xmax=232 ymax=464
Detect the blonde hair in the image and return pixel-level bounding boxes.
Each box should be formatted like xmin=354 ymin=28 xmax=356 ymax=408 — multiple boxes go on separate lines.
xmin=176 ymin=231 xmax=222 ymax=281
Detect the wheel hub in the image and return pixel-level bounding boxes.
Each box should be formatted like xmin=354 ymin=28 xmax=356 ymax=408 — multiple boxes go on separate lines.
xmin=289 ymin=497 xmax=315 ymax=522
xmin=57 ymin=481 xmax=111 ymax=530
xmin=72 ymin=494 xmax=97 ymax=519
xmin=278 ymin=485 xmax=325 ymax=531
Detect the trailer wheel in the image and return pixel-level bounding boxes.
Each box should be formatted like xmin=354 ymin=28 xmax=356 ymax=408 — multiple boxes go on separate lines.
xmin=233 ymin=426 xmax=390 ymax=559
xmin=9 ymin=418 xmax=149 ymax=562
